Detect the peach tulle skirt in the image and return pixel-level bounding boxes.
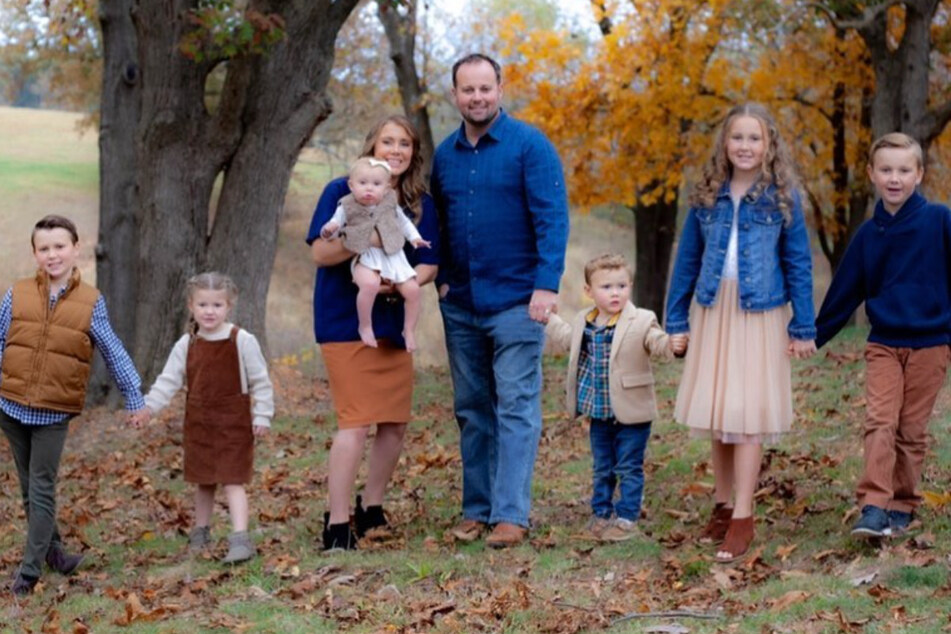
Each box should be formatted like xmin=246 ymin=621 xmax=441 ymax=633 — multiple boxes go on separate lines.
xmin=674 ymin=279 xmax=793 ymax=444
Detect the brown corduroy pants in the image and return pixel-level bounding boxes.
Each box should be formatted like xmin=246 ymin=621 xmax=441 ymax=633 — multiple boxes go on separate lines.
xmin=859 ymin=343 xmax=950 ymax=512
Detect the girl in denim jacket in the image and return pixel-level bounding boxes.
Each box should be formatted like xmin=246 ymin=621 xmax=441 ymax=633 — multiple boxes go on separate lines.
xmin=665 ymin=103 xmax=816 ymax=563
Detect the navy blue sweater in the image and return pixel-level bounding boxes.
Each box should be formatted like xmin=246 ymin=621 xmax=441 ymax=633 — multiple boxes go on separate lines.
xmin=815 ymin=192 xmax=951 ymax=349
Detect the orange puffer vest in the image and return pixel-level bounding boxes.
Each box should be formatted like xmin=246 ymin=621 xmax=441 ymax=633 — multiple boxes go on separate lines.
xmin=0 ymin=269 xmax=99 ymax=413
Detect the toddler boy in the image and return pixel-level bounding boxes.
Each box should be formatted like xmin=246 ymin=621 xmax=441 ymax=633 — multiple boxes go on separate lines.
xmin=815 ymin=133 xmax=951 ymax=538
xmin=547 ymin=254 xmax=675 ymax=541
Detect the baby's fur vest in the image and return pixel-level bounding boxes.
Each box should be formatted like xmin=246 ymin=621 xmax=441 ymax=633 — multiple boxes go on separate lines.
xmin=339 ymin=190 xmax=405 ymax=255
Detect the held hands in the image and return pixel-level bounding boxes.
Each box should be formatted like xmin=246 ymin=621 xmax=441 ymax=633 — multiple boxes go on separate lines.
xmin=412 ymin=238 xmax=431 ymax=249
xmin=128 ymin=408 xmax=152 ymax=429
xmin=669 ymin=334 xmax=689 ymax=357
xmin=529 ymin=289 xmax=558 ymax=324
xmin=787 ymin=338 xmax=817 ymax=360
xmin=320 ymin=221 xmax=341 ymax=239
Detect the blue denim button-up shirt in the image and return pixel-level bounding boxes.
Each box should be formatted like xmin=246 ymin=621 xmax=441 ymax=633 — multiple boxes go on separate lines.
xmin=431 ymin=110 xmax=569 ymax=315
xmin=666 ymin=184 xmax=816 ymax=340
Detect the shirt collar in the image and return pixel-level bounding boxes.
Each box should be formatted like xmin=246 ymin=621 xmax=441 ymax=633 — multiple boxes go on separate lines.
xmin=873 ymin=190 xmax=927 ymax=225
xmin=585 ymin=307 xmax=620 ymax=327
xmin=452 ymin=109 xmax=509 ymax=149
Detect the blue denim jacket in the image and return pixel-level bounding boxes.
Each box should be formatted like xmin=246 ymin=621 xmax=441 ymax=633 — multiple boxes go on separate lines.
xmin=666 ymin=184 xmax=816 ymax=340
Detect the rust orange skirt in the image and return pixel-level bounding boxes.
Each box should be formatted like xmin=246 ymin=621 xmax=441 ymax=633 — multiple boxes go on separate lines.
xmin=320 ymin=340 xmax=413 ymax=428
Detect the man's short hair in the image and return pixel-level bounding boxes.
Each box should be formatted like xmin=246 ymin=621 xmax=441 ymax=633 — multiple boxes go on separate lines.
xmin=452 ymin=53 xmax=502 ymax=87
xmin=584 ymin=253 xmax=633 ymax=285
xmin=869 ymin=132 xmax=924 ymax=168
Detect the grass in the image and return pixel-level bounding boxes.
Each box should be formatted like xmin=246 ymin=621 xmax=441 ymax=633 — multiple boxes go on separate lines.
xmin=2 ymin=106 xmax=951 ymax=632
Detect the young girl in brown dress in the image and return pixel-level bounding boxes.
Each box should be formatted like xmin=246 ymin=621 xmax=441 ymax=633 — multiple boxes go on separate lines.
xmin=134 ymin=272 xmax=274 ymax=563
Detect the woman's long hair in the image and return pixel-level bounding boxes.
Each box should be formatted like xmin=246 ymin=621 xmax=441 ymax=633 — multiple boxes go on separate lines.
xmin=689 ymin=103 xmax=799 ymax=221
xmin=360 ymin=115 xmax=427 ymax=223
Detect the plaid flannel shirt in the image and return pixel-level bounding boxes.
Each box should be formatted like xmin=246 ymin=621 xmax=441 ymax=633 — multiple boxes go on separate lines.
xmin=576 ymin=308 xmax=619 ymax=420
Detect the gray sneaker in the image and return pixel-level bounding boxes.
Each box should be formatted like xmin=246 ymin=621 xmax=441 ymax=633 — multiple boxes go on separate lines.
xmin=188 ymin=526 xmax=212 ymax=552
xmin=222 ymin=531 xmax=256 ymax=564
xmin=600 ymin=518 xmax=641 ymax=542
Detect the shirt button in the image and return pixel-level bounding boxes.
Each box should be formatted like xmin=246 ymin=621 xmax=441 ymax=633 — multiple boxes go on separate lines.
xmin=471 ymin=169 xmax=476 ymax=174
xmin=469 ymin=190 xmax=474 ymax=194
xmin=745 ymin=276 xmax=752 ymax=282
xmin=743 ymin=249 xmax=750 ymax=256
xmin=743 ymin=224 xmax=750 ymax=230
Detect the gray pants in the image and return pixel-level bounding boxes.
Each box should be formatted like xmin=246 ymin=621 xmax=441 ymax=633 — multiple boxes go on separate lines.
xmin=0 ymin=409 xmax=71 ymax=578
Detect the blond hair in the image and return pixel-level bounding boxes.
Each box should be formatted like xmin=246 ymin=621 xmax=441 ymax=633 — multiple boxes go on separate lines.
xmin=868 ymin=132 xmax=924 ymax=168
xmin=584 ymin=253 xmax=633 ymax=285
xmin=689 ymin=103 xmax=799 ymax=221
xmin=349 ymin=156 xmax=392 ymax=178
xmin=185 ymin=272 xmax=238 ymax=336
xmin=359 ymin=115 xmax=427 ymax=222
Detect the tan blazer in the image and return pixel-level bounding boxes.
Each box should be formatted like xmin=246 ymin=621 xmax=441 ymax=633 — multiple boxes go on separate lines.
xmin=546 ymin=301 xmax=671 ymax=424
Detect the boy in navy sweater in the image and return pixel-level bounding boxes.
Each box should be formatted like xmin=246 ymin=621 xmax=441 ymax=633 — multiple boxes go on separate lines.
xmin=816 ymin=133 xmax=951 ymax=539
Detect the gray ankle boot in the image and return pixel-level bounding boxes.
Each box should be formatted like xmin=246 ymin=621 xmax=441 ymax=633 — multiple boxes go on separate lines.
xmin=188 ymin=526 xmax=212 ymax=552
xmin=222 ymin=531 xmax=255 ymax=564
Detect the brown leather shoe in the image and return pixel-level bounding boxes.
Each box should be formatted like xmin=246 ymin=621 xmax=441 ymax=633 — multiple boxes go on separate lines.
xmin=450 ymin=519 xmax=487 ymax=542
xmin=485 ymin=522 xmax=527 ymax=549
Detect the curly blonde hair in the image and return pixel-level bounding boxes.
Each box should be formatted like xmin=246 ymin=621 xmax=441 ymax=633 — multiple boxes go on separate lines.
xmin=360 ymin=115 xmax=427 ymax=223
xmin=689 ymin=103 xmax=799 ymax=221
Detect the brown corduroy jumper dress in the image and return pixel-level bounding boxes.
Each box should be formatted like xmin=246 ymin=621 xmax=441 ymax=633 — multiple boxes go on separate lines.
xmin=184 ymin=327 xmax=253 ymax=485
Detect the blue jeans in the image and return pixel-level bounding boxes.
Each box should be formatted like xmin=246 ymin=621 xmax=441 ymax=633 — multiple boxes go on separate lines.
xmin=589 ymin=418 xmax=651 ymax=522
xmin=440 ymin=300 xmax=545 ymax=527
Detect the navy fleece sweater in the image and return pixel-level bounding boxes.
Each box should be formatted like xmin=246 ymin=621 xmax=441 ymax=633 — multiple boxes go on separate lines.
xmin=815 ymin=192 xmax=951 ymax=349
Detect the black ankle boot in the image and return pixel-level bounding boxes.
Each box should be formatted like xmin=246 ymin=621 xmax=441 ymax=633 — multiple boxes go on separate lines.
xmin=46 ymin=544 xmax=84 ymax=575
xmin=322 ymin=512 xmax=357 ymax=551
xmin=12 ymin=572 xmax=38 ymax=596
xmin=354 ymin=495 xmax=388 ymax=538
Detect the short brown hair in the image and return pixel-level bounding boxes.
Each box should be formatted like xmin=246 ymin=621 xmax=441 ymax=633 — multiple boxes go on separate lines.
xmin=584 ymin=253 xmax=633 ymax=285
xmin=32 ymin=215 xmax=79 ymax=248
xmin=869 ymin=132 xmax=924 ymax=168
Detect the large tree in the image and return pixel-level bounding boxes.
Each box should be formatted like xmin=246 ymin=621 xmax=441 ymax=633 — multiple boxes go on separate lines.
xmin=813 ymin=0 xmax=951 ymax=150
xmin=376 ymin=0 xmax=435 ymax=173
xmin=93 ymin=0 xmax=360 ymax=395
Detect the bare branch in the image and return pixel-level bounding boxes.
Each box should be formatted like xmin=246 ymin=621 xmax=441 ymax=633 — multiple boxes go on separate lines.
xmin=804 ymin=0 xmax=903 ymax=31
xmin=919 ymin=98 xmax=951 ymax=144
xmin=590 ymin=0 xmax=612 ymax=35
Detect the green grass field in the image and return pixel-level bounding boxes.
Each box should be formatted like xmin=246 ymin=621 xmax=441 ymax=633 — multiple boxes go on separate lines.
xmin=0 ymin=106 xmax=949 ymax=633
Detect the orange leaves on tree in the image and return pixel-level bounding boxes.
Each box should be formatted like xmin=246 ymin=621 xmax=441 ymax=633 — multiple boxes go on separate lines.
xmin=497 ymin=0 xmax=734 ymax=212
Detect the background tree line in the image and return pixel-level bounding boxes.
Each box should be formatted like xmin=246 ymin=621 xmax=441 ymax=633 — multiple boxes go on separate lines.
xmin=1 ymin=0 xmax=950 ymax=403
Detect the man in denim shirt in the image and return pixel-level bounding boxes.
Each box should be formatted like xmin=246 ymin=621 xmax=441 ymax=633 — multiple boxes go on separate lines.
xmin=431 ymin=53 xmax=569 ymax=548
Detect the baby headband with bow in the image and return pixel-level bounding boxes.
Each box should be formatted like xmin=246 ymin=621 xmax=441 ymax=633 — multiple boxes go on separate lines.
xmin=367 ymin=158 xmax=393 ymax=174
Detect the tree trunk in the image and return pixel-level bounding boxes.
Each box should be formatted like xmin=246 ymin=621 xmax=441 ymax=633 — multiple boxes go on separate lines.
xmin=377 ymin=0 xmax=436 ymax=173
xmin=854 ymin=0 xmax=951 ymax=150
xmin=629 ymin=195 xmax=678 ymax=321
xmin=96 ymin=0 xmax=360 ymax=385
xmin=91 ymin=0 xmax=140 ymax=405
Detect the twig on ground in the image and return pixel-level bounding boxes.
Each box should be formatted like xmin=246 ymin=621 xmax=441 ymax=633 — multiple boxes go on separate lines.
xmin=611 ymin=610 xmax=721 ymax=625
xmin=551 ymin=600 xmax=600 ymax=613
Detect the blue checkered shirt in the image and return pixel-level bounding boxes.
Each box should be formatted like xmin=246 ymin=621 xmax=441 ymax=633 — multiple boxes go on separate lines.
xmin=576 ymin=309 xmax=618 ymax=420
xmin=0 ymin=287 xmax=144 ymax=425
